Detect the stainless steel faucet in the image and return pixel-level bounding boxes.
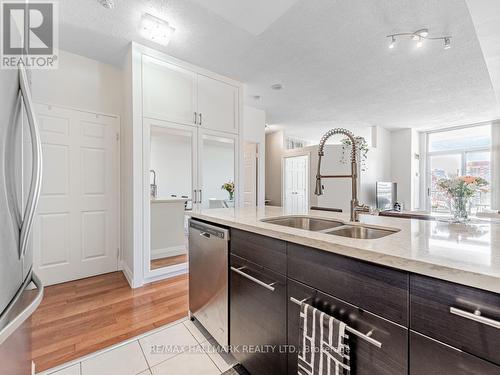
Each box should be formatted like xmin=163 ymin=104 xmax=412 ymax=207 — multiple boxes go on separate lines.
xmin=150 ymin=169 xmax=157 ymax=199
xmin=314 ymin=128 xmax=369 ymax=222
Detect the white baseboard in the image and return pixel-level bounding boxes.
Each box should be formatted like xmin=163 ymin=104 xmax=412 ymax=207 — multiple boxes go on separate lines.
xmin=121 ymin=261 xmax=134 ymax=288
xmin=151 ymin=245 xmax=186 ymax=260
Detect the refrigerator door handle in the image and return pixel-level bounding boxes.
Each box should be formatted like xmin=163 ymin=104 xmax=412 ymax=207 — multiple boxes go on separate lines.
xmin=0 ymin=272 xmax=44 ymax=346
xmin=18 ymin=65 xmax=43 ymax=259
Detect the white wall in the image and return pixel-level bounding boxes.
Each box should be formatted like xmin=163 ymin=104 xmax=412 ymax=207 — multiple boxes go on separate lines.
xmin=391 ymin=128 xmax=420 ymax=210
xmin=243 ymin=105 xmax=266 ymax=206
xmin=492 ymin=121 xmax=500 ymax=209
xmin=150 ymin=130 xmax=192 ymax=199
xmin=31 ymin=50 xmax=123 ymax=115
xmin=265 ymin=131 xmax=284 ymax=206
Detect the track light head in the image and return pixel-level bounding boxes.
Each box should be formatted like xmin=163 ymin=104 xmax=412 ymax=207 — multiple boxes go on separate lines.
xmin=389 ymin=36 xmax=396 ymax=49
xmin=444 ymin=37 xmax=451 ymax=49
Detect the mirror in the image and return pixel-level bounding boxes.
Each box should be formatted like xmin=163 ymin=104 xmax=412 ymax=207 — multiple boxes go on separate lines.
xmin=149 ymin=125 xmax=192 ymax=271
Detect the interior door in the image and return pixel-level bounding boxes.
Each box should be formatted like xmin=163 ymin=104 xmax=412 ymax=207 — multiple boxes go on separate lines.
xmin=284 ymin=155 xmax=308 ymax=213
xmin=197 ymin=75 xmax=238 ymax=134
xmin=243 ymin=142 xmax=257 ymax=207
xmin=198 ymin=130 xmax=237 ymax=209
xmin=33 ymin=105 xmax=119 ymax=286
xmin=142 ymin=55 xmax=197 ymax=126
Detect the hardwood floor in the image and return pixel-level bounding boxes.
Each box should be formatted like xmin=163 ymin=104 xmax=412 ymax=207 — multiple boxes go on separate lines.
xmin=150 ymin=254 xmax=188 ymax=270
xmin=31 ymin=271 xmax=188 ymax=372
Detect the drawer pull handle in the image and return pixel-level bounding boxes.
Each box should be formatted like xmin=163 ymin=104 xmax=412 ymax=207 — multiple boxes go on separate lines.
xmin=290 ymin=296 xmax=383 ymax=348
xmin=450 ymin=307 xmax=500 ymax=329
xmin=231 ymin=266 xmax=276 ymax=292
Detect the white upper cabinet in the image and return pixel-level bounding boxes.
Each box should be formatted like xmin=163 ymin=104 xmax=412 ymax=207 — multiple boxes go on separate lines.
xmin=197 ymin=74 xmax=238 ymax=134
xmin=142 ymin=56 xmax=197 ymax=126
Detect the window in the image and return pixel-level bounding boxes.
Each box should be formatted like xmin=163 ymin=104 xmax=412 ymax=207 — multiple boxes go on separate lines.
xmin=427 ymin=124 xmax=491 ymax=213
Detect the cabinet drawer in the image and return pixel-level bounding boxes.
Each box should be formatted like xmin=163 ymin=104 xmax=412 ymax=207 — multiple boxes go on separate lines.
xmin=230 ymin=255 xmax=287 ymax=375
xmin=410 ymin=274 xmax=500 ymax=366
xmin=287 ymin=279 xmax=408 ymax=375
xmin=230 ymin=229 xmax=286 ymax=274
xmin=288 ymin=243 xmax=409 ymax=325
xmin=410 ymin=331 xmax=500 ymax=375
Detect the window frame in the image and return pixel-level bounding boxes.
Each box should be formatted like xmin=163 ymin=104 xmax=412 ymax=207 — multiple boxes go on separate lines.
xmin=425 ymin=123 xmax=492 ymax=212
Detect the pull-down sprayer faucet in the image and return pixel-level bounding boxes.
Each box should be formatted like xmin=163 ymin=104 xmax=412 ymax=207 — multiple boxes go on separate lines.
xmin=314 ymin=128 xmax=369 ymax=222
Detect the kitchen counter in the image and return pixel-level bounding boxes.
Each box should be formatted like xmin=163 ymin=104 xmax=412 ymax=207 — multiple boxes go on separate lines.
xmin=190 ymin=206 xmax=500 ymax=293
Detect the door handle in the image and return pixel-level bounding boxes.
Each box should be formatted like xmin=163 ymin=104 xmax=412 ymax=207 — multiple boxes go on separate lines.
xmin=19 ymin=65 xmax=43 ymax=259
xmin=230 ymin=266 xmax=276 ymax=292
xmin=199 ymin=231 xmax=211 ymax=239
xmin=193 ymin=112 xmax=197 ymax=125
xmin=0 ymin=271 xmax=44 ymax=346
xmin=199 ymin=189 xmax=202 ymax=204
xmin=198 ymin=113 xmax=202 ymax=126
xmin=450 ymin=307 xmax=500 ymax=329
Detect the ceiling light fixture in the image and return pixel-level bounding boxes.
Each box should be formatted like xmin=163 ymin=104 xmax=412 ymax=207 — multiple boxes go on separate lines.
xmin=97 ymin=0 xmax=117 ymax=9
xmin=387 ymin=28 xmax=451 ymax=50
xmin=389 ymin=35 xmax=396 ymax=49
xmin=141 ymin=13 xmax=175 ymax=46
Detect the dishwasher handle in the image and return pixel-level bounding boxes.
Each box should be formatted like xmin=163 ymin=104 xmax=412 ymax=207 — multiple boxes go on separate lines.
xmin=189 ymin=219 xmax=229 ymax=240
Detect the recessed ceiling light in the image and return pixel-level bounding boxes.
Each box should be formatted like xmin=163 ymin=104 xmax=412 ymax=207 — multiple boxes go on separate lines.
xmin=271 ymin=83 xmax=283 ymax=90
xmin=141 ymin=13 xmax=175 ymax=46
xmin=97 ymin=0 xmax=116 ymax=9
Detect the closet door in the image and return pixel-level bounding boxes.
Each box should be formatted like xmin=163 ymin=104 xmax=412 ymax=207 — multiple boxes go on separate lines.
xmin=197 ymin=74 xmax=238 ymax=134
xmin=142 ymin=55 xmax=197 ymax=126
xmin=198 ymin=129 xmax=237 ymax=209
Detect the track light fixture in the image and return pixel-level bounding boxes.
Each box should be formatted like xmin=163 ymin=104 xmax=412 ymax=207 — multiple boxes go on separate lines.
xmin=387 ymin=28 xmax=451 ymax=50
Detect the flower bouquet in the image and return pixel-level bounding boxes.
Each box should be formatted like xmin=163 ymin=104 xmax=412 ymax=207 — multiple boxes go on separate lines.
xmin=436 ymin=176 xmax=489 ymax=222
xmin=221 ymin=181 xmax=235 ymax=200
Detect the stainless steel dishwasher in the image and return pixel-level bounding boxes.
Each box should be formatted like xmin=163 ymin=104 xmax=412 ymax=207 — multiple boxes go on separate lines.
xmin=188 ymin=219 xmax=229 ymax=347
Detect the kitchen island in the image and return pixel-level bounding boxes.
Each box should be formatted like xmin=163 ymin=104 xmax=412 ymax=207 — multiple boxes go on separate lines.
xmin=189 ymin=206 xmax=500 ymax=375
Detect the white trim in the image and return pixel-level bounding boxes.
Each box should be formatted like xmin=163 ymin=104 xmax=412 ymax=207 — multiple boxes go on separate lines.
xmin=143 ymin=264 xmax=188 ymax=284
xmin=34 ymin=101 xmax=120 ymax=120
xmin=120 ymin=261 xmax=134 ymax=289
xmin=150 ymin=245 xmax=186 ymax=260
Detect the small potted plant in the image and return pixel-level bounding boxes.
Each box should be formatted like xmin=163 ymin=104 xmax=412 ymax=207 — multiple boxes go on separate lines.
xmin=221 ymin=181 xmax=235 ymax=201
xmin=437 ymin=176 xmax=489 ymax=222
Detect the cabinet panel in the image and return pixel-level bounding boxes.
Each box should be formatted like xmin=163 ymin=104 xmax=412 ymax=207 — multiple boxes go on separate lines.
xmin=288 ymin=243 xmax=409 ymax=325
xmin=410 ymin=331 xmax=500 ymax=375
xmin=197 ymin=74 xmax=238 ymax=133
xmin=143 ymin=56 xmax=196 ymax=126
xmin=410 ymin=274 xmax=500 ymax=366
xmin=230 ymin=255 xmax=287 ymax=375
xmin=287 ymin=279 xmax=408 ymax=375
xmin=230 ymin=229 xmax=286 ymax=274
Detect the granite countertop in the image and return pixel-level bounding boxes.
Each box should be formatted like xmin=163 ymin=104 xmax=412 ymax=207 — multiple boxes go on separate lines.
xmin=189 ymin=206 xmax=500 ymax=294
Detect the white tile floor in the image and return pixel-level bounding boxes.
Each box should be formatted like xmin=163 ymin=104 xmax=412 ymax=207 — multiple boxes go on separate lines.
xmin=38 ymin=318 xmax=237 ymax=375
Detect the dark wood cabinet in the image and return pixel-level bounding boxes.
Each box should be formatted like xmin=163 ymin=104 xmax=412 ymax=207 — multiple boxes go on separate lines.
xmin=230 ymin=254 xmax=287 ymax=375
xmin=288 ymin=243 xmax=409 ymax=325
xmin=224 ymin=227 xmax=500 ymax=375
xmin=410 ymin=331 xmax=500 ymax=375
xmin=231 ymin=229 xmax=287 ymax=274
xmin=410 ymin=274 xmax=500 ymax=366
xmin=287 ymin=279 xmax=408 ymax=375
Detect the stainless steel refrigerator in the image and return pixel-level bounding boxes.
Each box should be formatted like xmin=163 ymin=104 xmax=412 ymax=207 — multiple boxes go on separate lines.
xmin=0 ymin=65 xmax=44 ymax=374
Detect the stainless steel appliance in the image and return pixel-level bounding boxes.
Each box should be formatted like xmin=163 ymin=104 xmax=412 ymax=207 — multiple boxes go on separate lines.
xmin=0 ymin=65 xmax=44 ymax=374
xmin=376 ymin=182 xmax=398 ymax=211
xmin=188 ymin=219 xmax=229 ymax=347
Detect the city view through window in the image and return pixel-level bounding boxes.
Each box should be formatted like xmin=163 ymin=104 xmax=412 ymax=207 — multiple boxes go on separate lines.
xmin=428 ymin=125 xmax=491 ymax=213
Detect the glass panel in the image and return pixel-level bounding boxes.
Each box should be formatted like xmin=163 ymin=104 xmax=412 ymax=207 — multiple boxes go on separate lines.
xmin=466 ymin=151 xmax=491 ymax=212
xmin=428 ymin=125 xmax=491 ymax=152
xmin=149 ymin=125 xmax=191 ymax=271
xmin=201 ymin=134 xmax=235 ymax=209
xmin=429 ymin=154 xmax=462 ymax=212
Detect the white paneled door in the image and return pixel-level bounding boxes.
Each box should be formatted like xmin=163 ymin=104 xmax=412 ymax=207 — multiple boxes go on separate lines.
xmin=284 ymin=155 xmax=309 ymax=213
xmin=33 ymin=104 xmax=119 ymax=286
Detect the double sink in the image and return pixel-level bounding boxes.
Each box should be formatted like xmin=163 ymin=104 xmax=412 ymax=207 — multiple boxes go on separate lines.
xmin=261 ymin=216 xmax=398 ymax=239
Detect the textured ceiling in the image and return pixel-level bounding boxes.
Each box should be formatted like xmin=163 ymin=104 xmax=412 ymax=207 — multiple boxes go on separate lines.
xmin=58 ymin=0 xmax=500 ymax=138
